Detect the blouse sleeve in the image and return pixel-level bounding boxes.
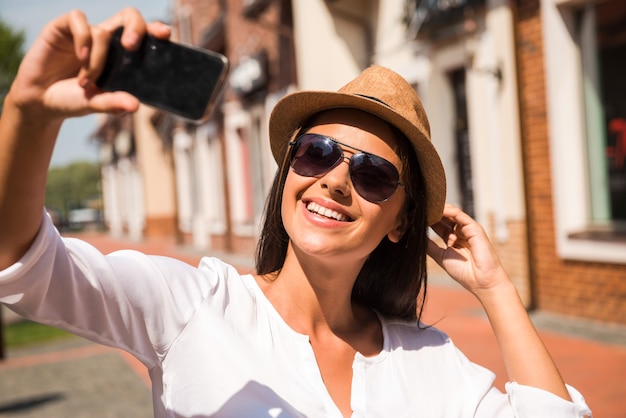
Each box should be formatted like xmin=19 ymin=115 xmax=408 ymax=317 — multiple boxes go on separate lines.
xmin=461 ymin=349 xmax=593 ymax=417
xmin=504 ymin=382 xmax=592 ymax=417
xmin=0 ymin=213 xmax=220 ymax=368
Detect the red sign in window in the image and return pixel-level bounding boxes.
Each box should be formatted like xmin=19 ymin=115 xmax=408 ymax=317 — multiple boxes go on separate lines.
xmin=607 ymin=118 xmax=626 ymax=170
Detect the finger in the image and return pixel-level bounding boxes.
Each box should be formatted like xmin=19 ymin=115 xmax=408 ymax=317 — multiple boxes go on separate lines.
xmin=146 ymin=20 xmax=171 ymax=40
xmin=65 ymin=10 xmax=92 ymax=68
xmin=430 ymin=218 xmax=455 ymax=240
xmin=87 ymin=90 xmax=140 ymax=114
xmin=98 ymin=7 xmax=148 ymax=50
xmin=441 ymin=203 xmax=475 ymax=229
xmin=77 ymin=26 xmax=110 ymax=88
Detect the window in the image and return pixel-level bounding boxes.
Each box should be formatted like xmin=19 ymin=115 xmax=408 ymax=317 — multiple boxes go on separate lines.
xmin=449 ymin=68 xmax=475 ymax=218
xmin=542 ymin=0 xmax=626 ymax=263
xmin=577 ymin=0 xmax=626 ymax=232
xmin=225 ymin=105 xmax=270 ymax=237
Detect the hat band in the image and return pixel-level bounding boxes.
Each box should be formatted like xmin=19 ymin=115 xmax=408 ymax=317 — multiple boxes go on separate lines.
xmin=354 ymin=94 xmax=393 ymax=109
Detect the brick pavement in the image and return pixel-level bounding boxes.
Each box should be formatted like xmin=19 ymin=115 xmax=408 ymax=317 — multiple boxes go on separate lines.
xmin=1 ymin=231 xmax=625 ymax=417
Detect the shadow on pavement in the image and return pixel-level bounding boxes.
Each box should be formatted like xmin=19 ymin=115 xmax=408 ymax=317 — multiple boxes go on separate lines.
xmin=0 ymin=392 xmax=65 ymax=414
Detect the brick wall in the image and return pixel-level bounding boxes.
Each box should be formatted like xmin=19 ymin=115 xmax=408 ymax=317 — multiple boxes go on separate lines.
xmin=174 ymin=0 xmax=222 ymax=44
xmin=144 ymin=216 xmax=179 ymax=239
xmin=171 ymin=0 xmax=291 ymax=94
xmin=515 ymin=0 xmax=626 ymax=325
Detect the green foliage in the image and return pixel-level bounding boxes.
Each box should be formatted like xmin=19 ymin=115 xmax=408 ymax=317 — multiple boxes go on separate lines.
xmin=0 ymin=19 xmax=25 ymax=109
xmin=45 ymin=161 xmax=102 ymax=220
xmin=4 ymin=320 xmax=73 ymax=348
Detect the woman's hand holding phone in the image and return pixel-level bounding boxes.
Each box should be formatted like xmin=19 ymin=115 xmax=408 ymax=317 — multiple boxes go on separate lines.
xmin=8 ymin=8 xmax=171 ymax=121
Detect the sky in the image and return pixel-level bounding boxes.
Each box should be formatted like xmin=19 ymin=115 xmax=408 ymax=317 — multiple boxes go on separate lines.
xmin=0 ymin=0 xmax=171 ymax=167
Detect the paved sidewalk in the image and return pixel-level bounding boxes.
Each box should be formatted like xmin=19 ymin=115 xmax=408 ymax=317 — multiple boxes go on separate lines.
xmin=0 ymin=337 xmax=152 ymax=417
xmin=1 ymin=231 xmax=625 ymax=417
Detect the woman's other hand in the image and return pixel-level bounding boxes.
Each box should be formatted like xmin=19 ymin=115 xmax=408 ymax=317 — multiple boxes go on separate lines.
xmin=427 ymin=203 xmax=510 ymax=296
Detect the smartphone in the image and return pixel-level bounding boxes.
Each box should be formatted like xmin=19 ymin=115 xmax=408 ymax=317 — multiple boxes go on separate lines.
xmin=96 ymin=27 xmax=229 ymax=123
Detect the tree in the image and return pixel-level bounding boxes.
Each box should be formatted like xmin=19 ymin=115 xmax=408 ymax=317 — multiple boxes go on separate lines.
xmin=0 ymin=18 xmax=24 ymax=360
xmin=0 ymin=19 xmax=25 ymax=110
xmin=45 ymin=161 xmax=102 ymax=226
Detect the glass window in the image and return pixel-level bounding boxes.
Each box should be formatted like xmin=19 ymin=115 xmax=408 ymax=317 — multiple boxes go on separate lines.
xmin=543 ymin=0 xmax=626 ymax=262
xmin=577 ymin=0 xmax=626 ymax=229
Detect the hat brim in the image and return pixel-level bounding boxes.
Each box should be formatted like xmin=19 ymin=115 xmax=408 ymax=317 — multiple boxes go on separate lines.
xmin=269 ymin=91 xmax=446 ymax=226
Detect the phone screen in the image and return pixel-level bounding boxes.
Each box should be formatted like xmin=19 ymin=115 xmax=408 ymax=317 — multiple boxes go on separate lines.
xmin=96 ymin=27 xmax=229 ymax=122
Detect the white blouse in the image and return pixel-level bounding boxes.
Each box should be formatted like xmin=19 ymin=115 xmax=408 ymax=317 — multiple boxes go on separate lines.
xmin=0 ymin=214 xmax=592 ymax=417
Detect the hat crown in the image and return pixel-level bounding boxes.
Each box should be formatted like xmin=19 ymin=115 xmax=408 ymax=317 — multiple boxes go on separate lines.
xmin=337 ymin=66 xmax=431 ymax=141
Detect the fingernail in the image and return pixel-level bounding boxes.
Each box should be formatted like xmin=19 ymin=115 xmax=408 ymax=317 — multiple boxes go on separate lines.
xmin=122 ymin=31 xmax=140 ymax=49
xmin=79 ymin=78 xmax=92 ymax=89
xmin=79 ymin=46 xmax=90 ymax=62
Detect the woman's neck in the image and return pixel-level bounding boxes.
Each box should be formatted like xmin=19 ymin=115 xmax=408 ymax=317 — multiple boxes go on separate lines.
xmin=257 ymin=245 xmax=367 ymax=338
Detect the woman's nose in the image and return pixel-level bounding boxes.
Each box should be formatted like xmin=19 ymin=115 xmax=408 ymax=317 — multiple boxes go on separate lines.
xmin=320 ymin=158 xmax=352 ymax=199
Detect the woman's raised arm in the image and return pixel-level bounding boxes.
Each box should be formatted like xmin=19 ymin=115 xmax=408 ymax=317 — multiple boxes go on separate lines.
xmin=0 ymin=9 xmax=169 ymax=269
xmin=428 ymin=203 xmax=571 ymax=401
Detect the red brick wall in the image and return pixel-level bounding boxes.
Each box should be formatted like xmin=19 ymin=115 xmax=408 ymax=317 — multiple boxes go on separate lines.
xmin=173 ymin=0 xmax=222 ymax=44
xmin=175 ymin=0 xmax=289 ymax=99
xmin=515 ymin=0 xmax=626 ymax=325
xmin=223 ymin=0 xmax=293 ymax=95
xmin=144 ymin=216 xmax=178 ymax=239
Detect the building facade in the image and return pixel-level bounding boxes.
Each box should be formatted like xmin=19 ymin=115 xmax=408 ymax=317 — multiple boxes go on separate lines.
xmin=169 ymin=0 xmax=296 ymax=254
xmin=95 ymin=0 xmax=296 ymax=255
xmin=398 ymin=0 xmax=532 ymax=305
xmin=394 ymin=0 xmax=626 ymax=324
xmin=516 ymin=0 xmax=626 ymax=323
xmin=94 ymin=0 xmax=626 ymax=326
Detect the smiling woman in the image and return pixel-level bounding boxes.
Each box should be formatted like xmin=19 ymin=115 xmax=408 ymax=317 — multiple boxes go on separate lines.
xmin=0 ymin=7 xmax=591 ymax=417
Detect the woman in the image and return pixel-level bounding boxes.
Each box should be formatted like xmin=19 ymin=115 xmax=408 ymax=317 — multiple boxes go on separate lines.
xmin=0 ymin=8 xmax=591 ymax=417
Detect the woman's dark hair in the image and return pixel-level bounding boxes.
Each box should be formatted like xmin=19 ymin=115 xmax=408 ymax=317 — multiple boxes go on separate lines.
xmin=255 ymin=115 xmax=429 ymax=322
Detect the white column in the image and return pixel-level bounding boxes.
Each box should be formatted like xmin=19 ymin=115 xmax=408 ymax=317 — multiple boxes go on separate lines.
xmin=102 ymin=164 xmax=123 ymax=238
xmin=173 ymin=128 xmax=194 ymax=233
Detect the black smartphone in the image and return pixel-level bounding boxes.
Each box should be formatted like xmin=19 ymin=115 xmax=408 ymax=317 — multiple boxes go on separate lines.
xmin=96 ymin=27 xmax=229 ymax=123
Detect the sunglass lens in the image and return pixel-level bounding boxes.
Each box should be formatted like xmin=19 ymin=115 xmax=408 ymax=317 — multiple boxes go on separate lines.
xmin=290 ymin=135 xmax=341 ymax=176
xmin=350 ymin=154 xmax=400 ymax=202
xmin=290 ymin=134 xmax=401 ymax=203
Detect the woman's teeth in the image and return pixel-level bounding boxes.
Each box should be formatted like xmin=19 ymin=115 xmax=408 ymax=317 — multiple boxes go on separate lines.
xmin=306 ymin=202 xmax=348 ymax=222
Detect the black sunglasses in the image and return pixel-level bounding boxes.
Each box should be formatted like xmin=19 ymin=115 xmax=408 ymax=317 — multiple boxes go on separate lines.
xmin=288 ymin=133 xmax=405 ymax=202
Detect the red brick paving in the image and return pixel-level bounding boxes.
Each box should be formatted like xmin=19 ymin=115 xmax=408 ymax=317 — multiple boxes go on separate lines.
xmin=0 ymin=343 xmax=113 ymax=371
xmin=68 ymin=232 xmax=626 ymax=417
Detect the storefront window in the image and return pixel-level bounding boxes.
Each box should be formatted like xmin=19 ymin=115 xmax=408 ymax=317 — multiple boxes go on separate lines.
xmin=543 ymin=0 xmax=626 ymax=262
xmin=578 ymin=0 xmax=626 ymax=227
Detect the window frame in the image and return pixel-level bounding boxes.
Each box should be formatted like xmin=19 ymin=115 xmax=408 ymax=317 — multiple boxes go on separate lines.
xmin=542 ymin=0 xmax=626 ymax=264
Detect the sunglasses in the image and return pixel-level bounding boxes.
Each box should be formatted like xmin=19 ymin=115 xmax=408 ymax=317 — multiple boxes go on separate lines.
xmin=288 ymin=133 xmax=405 ymax=202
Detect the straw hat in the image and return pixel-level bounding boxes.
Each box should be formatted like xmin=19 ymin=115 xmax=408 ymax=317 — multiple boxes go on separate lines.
xmin=269 ymin=65 xmax=446 ymax=226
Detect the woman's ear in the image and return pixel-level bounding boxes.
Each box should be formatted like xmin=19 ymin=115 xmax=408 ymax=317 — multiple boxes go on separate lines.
xmin=387 ymin=214 xmax=408 ymax=243
xmin=388 ymin=195 xmax=416 ymax=243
